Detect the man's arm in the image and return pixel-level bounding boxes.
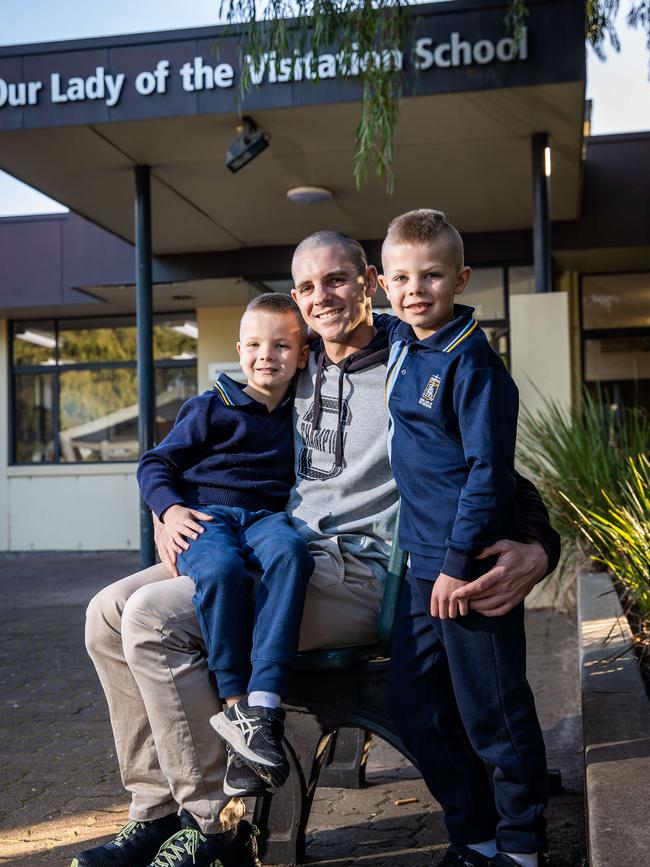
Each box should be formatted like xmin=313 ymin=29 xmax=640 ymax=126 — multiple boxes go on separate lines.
xmin=452 ymin=473 xmax=561 ymax=616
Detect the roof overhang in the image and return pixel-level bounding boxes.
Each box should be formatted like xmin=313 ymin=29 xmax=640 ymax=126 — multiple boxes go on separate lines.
xmin=0 ymin=0 xmax=586 ymax=255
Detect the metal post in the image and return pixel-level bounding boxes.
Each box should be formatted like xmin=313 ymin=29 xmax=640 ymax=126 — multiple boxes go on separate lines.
xmin=135 ymin=165 xmax=155 ymax=568
xmin=531 ymin=132 xmax=552 ymax=293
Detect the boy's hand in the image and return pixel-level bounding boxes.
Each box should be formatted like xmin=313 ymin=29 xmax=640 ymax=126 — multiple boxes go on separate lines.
xmin=162 ymin=504 xmax=213 ymax=551
xmin=430 ymin=573 xmax=469 ymax=619
xmin=450 ymin=539 xmax=548 ymax=617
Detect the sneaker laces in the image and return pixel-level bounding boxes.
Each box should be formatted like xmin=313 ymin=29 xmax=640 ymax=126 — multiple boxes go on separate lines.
xmin=151 ymin=828 xmax=207 ymax=866
xmin=114 ymin=820 xmax=147 ymax=846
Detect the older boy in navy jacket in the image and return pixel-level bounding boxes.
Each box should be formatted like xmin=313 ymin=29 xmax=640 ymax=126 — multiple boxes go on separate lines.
xmin=138 ymin=293 xmax=314 ymax=804
xmin=378 ymin=210 xmax=549 ymax=867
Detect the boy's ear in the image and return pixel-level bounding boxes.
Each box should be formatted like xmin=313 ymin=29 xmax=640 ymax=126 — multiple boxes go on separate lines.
xmin=377 ymin=273 xmax=389 ymax=295
xmin=455 ymin=266 xmax=472 ymax=295
xmin=236 ymin=341 xmax=242 ymax=358
xmin=297 ymin=342 xmax=310 ymax=369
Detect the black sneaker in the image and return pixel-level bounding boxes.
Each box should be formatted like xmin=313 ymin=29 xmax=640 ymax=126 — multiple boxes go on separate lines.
xmin=438 ymin=844 xmax=492 ymax=866
xmin=224 ymin=744 xmax=269 ymax=798
xmin=70 ymin=813 xmax=181 ymax=867
xmin=146 ymin=810 xmax=261 ymax=867
xmin=488 ymin=855 xmax=548 ymax=866
xmin=211 ymin=698 xmax=290 ymax=788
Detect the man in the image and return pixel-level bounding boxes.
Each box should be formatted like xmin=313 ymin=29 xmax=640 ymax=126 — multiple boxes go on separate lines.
xmin=75 ymin=231 xmax=559 ymax=867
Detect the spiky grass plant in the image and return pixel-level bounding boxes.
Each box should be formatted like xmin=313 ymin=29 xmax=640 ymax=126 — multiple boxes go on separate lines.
xmin=564 ymin=455 xmax=650 ymax=618
xmin=518 ymin=389 xmax=650 ymax=545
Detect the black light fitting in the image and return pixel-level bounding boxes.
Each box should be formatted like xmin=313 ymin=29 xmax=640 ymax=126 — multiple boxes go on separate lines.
xmin=225 ymin=116 xmax=270 ymax=173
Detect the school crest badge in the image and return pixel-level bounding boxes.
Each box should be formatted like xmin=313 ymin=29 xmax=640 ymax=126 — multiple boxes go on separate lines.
xmin=418 ymin=374 xmax=442 ymax=408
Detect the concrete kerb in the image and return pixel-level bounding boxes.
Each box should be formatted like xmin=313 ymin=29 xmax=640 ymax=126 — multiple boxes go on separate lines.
xmin=577 ymin=571 xmax=650 ymax=867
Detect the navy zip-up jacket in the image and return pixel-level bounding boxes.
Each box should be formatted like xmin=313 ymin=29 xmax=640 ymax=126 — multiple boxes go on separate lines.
xmin=383 ymin=304 xmax=520 ymax=581
xmin=137 ymin=373 xmax=295 ymax=520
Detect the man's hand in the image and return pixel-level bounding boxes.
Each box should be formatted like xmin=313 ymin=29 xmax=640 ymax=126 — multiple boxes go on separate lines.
xmin=430 ymin=573 xmax=469 ymax=619
xmin=153 ymin=512 xmax=180 ymax=577
xmin=451 ymin=539 xmax=549 ymax=617
xmin=152 ymin=506 xmax=214 ymax=578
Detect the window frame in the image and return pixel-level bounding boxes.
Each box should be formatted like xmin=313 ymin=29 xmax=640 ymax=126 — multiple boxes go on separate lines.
xmin=9 ymin=312 xmax=198 ymax=466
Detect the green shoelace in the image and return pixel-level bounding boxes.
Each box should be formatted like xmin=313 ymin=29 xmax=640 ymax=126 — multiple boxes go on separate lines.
xmin=152 ymin=828 xmax=224 ymax=867
xmin=114 ymin=820 xmax=147 ymax=846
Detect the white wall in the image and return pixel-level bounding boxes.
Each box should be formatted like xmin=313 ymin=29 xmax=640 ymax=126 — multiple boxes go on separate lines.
xmin=510 ymin=292 xmax=573 ymax=416
xmin=6 ymin=464 xmax=139 ymax=550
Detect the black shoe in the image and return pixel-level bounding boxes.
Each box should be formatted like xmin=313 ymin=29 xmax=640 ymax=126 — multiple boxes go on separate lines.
xmin=211 ymin=698 xmax=289 ymax=788
xmin=70 ymin=813 xmax=181 ymax=867
xmin=438 ymin=845 xmax=492 ymax=866
xmin=146 ymin=811 xmax=261 ymax=866
xmin=488 ymin=855 xmax=548 ymax=866
xmin=223 ymin=744 xmax=269 ymax=798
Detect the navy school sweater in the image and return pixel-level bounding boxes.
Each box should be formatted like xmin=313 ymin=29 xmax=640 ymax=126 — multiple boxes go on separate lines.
xmin=382 ymin=304 xmax=521 ymax=582
xmin=137 ymin=373 xmax=296 ymax=520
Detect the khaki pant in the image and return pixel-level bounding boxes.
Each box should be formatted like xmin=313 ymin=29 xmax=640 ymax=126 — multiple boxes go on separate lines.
xmin=85 ymin=538 xmax=383 ymax=833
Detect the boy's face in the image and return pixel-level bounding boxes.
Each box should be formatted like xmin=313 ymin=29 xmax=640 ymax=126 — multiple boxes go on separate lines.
xmin=291 ymin=243 xmax=377 ymax=348
xmin=237 ymin=309 xmax=308 ymax=394
xmin=379 ymin=237 xmax=471 ymax=340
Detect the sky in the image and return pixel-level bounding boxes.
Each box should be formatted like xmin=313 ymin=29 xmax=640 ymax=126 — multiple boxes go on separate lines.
xmin=0 ymin=0 xmax=648 ymax=217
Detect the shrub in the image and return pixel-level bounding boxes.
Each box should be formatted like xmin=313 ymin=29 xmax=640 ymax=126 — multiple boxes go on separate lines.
xmin=564 ymin=455 xmax=650 ymax=619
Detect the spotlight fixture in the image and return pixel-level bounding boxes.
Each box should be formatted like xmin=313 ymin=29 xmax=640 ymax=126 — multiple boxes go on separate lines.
xmin=286 ymin=185 xmax=333 ymax=205
xmin=225 ymin=116 xmax=270 ymax=173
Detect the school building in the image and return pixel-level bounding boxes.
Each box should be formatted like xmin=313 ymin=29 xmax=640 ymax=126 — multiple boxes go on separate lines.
xmin=0 ymin=0 xmax=648 ymax=552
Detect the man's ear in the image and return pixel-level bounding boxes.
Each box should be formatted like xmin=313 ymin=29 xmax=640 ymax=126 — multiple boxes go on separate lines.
xmin=455 ymin=266 xmax=472 ymax=295
xmin=364 ymin=264 xmax=379 ymax=298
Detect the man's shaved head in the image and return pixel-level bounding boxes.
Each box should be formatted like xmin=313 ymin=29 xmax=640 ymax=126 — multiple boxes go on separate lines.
xmin=292 ymin=231 xmax=368 ymax=278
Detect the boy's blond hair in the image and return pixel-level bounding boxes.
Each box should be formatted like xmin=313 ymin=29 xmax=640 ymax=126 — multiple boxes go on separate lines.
xmin=383 ymin=209 xmax=465 ymax=272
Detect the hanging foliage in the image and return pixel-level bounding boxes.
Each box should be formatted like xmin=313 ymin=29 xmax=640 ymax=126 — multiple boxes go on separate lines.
xmin=218 ymin=0 xmax=649 ymax=191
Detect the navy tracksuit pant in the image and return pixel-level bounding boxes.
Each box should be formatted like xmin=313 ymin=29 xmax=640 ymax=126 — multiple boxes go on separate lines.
xmin=387 ymin=572 xmax=548 ymax=854
xmin=178 ymin=506 xmax=314 ymax=699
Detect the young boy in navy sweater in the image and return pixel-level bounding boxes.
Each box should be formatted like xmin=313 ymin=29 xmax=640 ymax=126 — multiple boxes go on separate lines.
xmin=378 ymin=210 xmax=549 ymax=867
xmin=137 ymin=293 xmax=314 ymax=798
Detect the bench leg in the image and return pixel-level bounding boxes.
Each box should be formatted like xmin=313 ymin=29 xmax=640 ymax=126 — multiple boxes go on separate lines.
xmin=254 ymin=710 xmax=333 ymax=865
xmin=317 ymin=727 xmax=372 ymax=788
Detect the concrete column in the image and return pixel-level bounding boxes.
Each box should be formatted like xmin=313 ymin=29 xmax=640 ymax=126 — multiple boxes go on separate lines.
xmin=135 ymin=165 xmax=155 ymax=568
xmin=531 ymin=132 xmax=552 ymax=293
xmin=510 ymin=292 xmax=572 ymax=417
xmin=196 ymin=306 xmax=246 ymax=392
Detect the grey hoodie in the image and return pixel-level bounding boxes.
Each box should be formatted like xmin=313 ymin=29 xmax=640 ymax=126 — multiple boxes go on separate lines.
xmin=286 ymin=327 xmax=398 ymax=582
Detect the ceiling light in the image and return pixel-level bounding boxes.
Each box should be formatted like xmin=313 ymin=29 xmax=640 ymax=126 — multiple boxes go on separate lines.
xmin=225 ymin=116 xmax=270 ymax=173
xmin=16 ymin=329 xmax=56 ymax=349
xmin=286 ymin=185 xmax=333 ymax=205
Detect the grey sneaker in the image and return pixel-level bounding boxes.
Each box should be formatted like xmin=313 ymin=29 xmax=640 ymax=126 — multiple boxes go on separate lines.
xmin=211 ymin=698 xmax=290 ymax=787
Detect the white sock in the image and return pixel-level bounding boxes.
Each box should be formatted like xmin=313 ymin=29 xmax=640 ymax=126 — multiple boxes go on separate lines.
xmin=248 ymin=691 xmax=281 ymax=709
xmin=467 ymin=839 xmax=498 ymax=858
xmin=503 ymin=853 xmax=538 ymax=867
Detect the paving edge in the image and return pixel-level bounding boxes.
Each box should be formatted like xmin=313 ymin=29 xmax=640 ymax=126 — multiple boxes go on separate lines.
xmin=577 ymin=571 xmax=650 ymax=867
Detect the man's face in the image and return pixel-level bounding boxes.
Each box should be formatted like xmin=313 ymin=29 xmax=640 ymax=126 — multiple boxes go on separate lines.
xmin=291 ymin=243 xmax=377 ymax=347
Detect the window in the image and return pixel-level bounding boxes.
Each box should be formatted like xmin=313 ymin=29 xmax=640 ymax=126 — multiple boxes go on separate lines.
xmin=11 ymin=315 xmax=198 ymax=464
xmin=581 ymin=273 xmax=650 ymax=410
